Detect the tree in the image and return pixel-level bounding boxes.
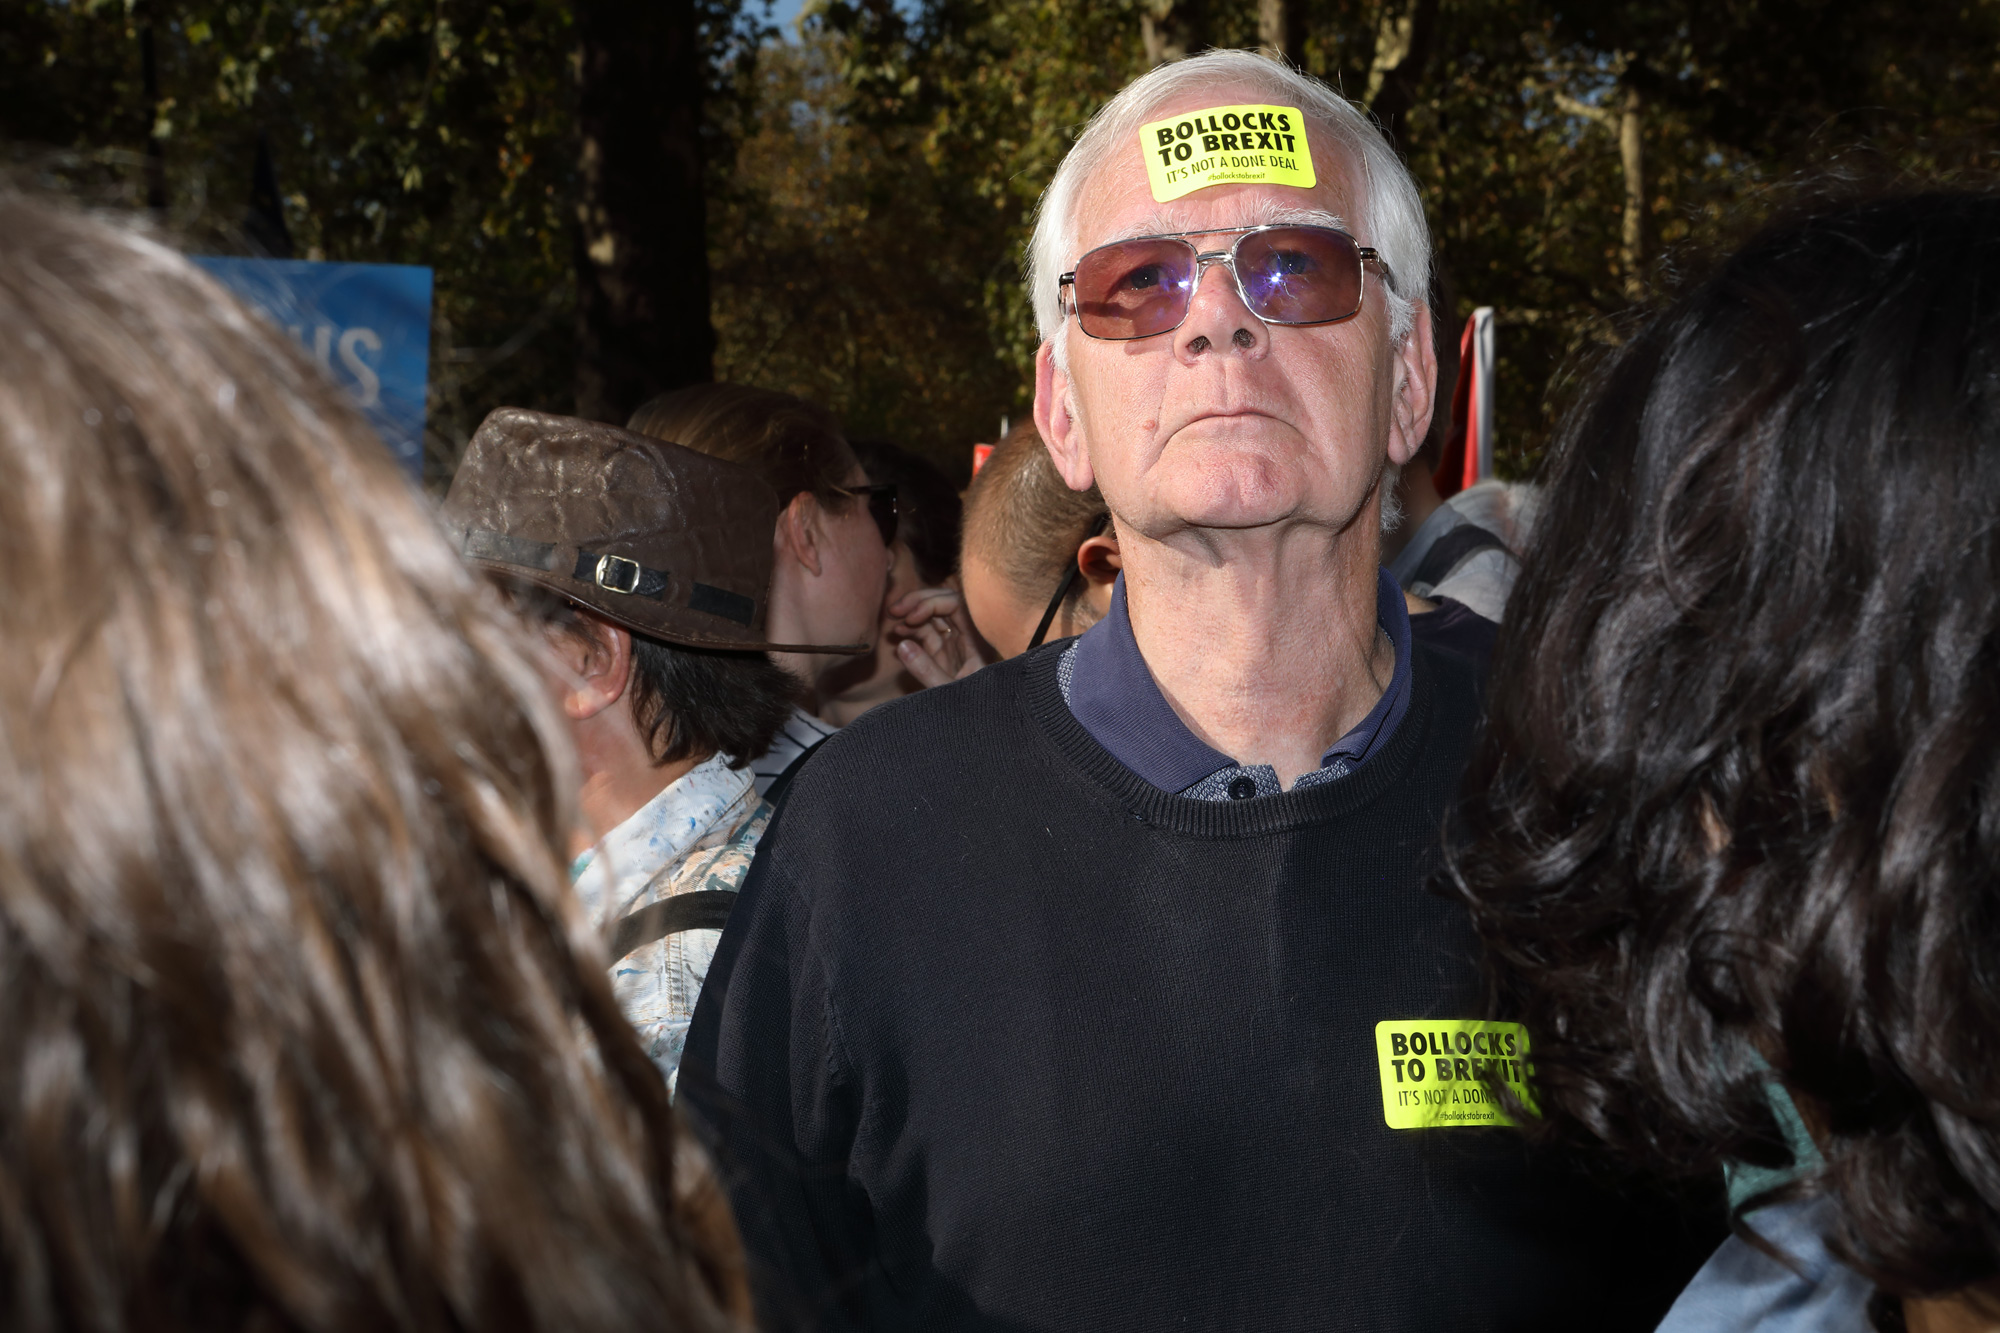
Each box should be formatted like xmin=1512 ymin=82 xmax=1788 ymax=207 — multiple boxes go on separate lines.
xmin=1553 ymin=73 xmax=1646 ymax=302
xmin=13 ymin=0 xmax=1997 ymax=480
xmin=4 ymin=0 xmax=761 ymax=479
xmin=572 ymin=0 xmax=716 ymax=423
xmin=1361 ymin=0 xmax=1440 ymax=147
xmin=1257 ymin=0 xmax=1291 ymax=62
xmin=707 ymin=0 xmax=1154 ymax=465
xmin=1142 ymin=0 xmax=1209 ymax=65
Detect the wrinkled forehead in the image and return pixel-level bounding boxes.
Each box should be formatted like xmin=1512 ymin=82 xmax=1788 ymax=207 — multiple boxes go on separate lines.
xmin=1095 ymin=198 xmax=1359 ymax=250
xmin=1070 ymin=94 xmax=1363 ymax=259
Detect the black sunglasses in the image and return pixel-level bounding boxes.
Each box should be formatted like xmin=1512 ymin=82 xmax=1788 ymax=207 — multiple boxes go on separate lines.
xmin=836 ymin=482 xmax=899 ymax=547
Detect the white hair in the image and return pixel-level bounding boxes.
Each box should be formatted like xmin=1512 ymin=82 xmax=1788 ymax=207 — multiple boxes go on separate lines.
xmin=1027 ymin=50 xmax=1431 ymax=369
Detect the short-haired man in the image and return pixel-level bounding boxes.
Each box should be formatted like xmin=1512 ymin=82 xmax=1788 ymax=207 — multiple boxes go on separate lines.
xmin=684 ymin=52 xmax=1714 ymax=1330
xmin=442 ymin=410 xmax=859 ymax=1092
xmin=958 ymin=418 xmax=1123 ymax=657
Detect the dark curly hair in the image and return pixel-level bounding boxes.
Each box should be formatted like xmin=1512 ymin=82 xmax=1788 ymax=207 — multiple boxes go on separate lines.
xmin=1445 ymin=191 xmax=2000 ymax=1302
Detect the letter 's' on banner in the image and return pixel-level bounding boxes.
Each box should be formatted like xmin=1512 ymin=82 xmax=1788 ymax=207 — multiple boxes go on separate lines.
xmin=194 ymin=257 xmax=434 ymax=478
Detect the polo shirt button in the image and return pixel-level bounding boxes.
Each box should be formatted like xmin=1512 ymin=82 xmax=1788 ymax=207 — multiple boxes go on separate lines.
xmin=1227 ymin=775 xmax=1257 ymax=801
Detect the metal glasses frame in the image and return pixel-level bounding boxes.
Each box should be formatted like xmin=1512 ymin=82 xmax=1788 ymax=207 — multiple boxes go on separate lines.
xmin=1058 ymin=224 xmax=1392 ymax=341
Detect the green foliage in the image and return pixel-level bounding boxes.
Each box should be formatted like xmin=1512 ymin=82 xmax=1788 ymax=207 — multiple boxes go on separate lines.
xmin=709 ymin=0 xmax=1152 ymax=474
xmin=4 ymin=0 xmax=760 ymax=481
xmin=9 ymin=0 xmax=1998 ymax=480
xmin=1402 ymin=0 xmax=2000 ymax=473
xmin=716 ymin=0 xmax=2000 ymax=477
xmin=5 ymin=0 xmax=582 ymax=477
xmin=707 ymin=31 xmax=1021 ymax=475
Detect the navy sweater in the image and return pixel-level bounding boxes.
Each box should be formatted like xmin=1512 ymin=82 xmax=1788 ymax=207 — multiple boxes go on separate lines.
xmin=681 ymin=640 xmax=1717 ymax=1332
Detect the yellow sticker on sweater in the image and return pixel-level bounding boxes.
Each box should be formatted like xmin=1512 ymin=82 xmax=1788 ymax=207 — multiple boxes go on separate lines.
xmin=1375 ymin=1020 xmax=1536 ymax=1129
xmin=1141 ymin=104 xmax=1316 ymax=202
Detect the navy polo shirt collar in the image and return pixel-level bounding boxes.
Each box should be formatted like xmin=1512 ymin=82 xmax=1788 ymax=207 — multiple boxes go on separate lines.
xmin=1064 ymin=566 xmax=1413 ymax=796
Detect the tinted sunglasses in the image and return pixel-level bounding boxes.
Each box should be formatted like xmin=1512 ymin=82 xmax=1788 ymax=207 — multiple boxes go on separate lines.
xmin=1059 ymin=224 xmax=1390 ymax=341
xmin=836 ymin=481 xmax=899 ymax=547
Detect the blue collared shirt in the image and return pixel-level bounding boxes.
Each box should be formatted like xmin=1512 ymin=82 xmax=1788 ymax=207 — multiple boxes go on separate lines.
xmin=570 ymin=751 xmax=771 ymax=1092
xmin=1057 ymin=567 xmax=1413 ymax=800
xmin=1654 ymin=1198 xmax=1872 ymax=1333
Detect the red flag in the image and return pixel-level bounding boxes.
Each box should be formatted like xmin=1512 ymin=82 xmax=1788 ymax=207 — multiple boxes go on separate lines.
xmin=1434 ymin=308 xmax=1495 ymax=497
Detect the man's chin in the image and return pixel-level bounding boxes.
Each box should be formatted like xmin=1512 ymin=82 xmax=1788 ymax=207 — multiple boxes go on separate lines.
xmin=1151 ymin=495 xmax=1299 ymax=533
xmin=1130 ymin=481 xmax=1381 ymax=539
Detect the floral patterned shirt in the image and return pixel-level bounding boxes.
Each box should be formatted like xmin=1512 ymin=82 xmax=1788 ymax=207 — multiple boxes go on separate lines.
xmin=571 ymin=751 xmax=772 ymax=1092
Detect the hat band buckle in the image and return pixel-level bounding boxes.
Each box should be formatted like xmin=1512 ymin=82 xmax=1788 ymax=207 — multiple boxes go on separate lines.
xmin=594 ymin=553 xmax=644 ymax=595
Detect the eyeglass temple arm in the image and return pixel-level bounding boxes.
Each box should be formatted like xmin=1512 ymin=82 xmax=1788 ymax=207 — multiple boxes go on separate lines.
xmin=1027 ymin=512 xmax=1111 ymax=650
xmin=1358 ymin=248 xmax=1392 ymax=286
xmin=1028 ymin=565 xmax=1081 ymax=650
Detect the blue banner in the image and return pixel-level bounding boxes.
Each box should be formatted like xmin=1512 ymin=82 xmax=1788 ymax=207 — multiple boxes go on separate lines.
xmin=192 ymin=258 xmax=434 ymax=475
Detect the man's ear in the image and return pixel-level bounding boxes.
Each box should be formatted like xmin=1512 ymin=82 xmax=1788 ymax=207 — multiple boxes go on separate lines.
xmin=548 ymin=617 xmax=635 ymax=722
xmin=1385 ymin=301 xmax=1438 ymax=468
xmin=775 ymin=491 xmax=825 ymax=578
xmin=1076 ymin=528 xmax=1121 ymax=587
xmin=1035 ymin=342 xmax=1096 ymax=492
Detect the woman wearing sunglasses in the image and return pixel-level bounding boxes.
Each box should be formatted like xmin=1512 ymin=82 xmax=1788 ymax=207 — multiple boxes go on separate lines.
xmin=628 ymin=384 xmax=896 ymax=797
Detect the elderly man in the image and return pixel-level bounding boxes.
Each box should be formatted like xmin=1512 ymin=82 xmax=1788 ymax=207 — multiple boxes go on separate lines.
xmin=683 ymin=51 xmax=1713 ymax=1332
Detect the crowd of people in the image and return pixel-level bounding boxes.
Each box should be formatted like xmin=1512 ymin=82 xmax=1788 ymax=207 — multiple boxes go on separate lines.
xmin=1 ymin=45 xmax=1996 ymax=1333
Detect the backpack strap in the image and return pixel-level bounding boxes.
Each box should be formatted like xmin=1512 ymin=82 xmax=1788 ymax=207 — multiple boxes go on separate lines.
xmin=762 ymin=735 xmax=828 ymax=808
xmin=1410 ymin=522 xmax=1510 ymax=590
xmin=604 ymin=779 xmax=774 ymax=965
xmin=608 ymin=889 xmax=740 ymax=963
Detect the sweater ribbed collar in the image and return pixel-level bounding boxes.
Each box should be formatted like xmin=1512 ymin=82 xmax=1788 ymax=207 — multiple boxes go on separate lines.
xmin=1019 ymin=629 xmax=1443 ymax=840
xmin=1065 ymin=568 xmax=1414 ymax=796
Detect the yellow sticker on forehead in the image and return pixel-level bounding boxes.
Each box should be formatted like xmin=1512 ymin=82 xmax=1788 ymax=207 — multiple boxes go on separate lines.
xmin=1141 ymin=104 xmax=1317 ymax=202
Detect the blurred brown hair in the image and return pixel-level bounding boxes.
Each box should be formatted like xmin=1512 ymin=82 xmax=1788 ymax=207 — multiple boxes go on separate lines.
xmin=627 ymin=383 xmax=859 ymax=514
xmin=0 ymin=193 xmax=746 ymax=1332
xmin=961 ymin=418 xmax=1108 ymax=611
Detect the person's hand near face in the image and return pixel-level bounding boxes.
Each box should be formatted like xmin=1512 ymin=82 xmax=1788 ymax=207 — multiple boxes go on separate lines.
xmin=816 ymin=538 xmax=992 ymax=722
xmin=883 ymin=583 xmax=993 ymax=686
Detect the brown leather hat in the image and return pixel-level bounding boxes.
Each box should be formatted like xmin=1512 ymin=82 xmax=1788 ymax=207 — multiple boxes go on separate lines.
xmin=441 ymin=408 xmax=866 ymax=654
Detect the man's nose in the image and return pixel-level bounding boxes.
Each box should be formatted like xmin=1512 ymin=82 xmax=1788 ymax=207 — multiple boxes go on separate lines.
xmin=1173 ymin=258 xmax=1268 ymax=362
